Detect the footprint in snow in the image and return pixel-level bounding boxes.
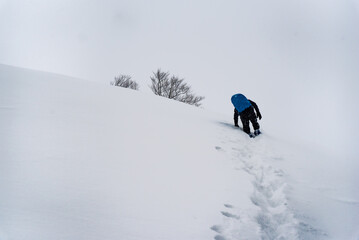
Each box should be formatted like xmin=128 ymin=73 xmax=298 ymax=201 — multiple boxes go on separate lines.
xmin=221 ymin=211 xmax=240 ymax=220
xmin=211 ymin=226 xmax=228 ymax=240
xmin=224 ymin=204 xmax=234 ymax=208
xmin=214 ymin=235 xmax=227 ymax=240
xmin=215 ymin=146 xmax=223 ymax=151
xmin=210 ymin=225 xmax=224 ymax=234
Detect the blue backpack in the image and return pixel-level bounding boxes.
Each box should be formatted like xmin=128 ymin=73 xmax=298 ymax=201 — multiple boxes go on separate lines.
xmin=231 ymin=94 xmax=252 ymax=113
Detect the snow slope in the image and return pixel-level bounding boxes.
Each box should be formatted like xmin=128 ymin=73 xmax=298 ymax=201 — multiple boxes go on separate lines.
xmin=0 ymin=64 xmax=358 ymax=240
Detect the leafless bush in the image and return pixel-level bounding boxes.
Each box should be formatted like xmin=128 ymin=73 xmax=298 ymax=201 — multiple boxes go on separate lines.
xmin=150 ymin=69 xmax=204 ymax=107
xmin=111 ymin=75 xmax=139 ymax=90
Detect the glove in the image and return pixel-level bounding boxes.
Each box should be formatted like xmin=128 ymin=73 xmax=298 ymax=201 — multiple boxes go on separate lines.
xmin=257 ymin=113 xmax=262 ymax=120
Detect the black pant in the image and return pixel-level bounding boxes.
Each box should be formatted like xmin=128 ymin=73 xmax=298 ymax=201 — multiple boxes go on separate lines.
xmin=234 ymin=107 xmax=260 ymax=134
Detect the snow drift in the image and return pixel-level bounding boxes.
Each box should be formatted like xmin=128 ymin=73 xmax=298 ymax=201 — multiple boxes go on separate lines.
xmin=0 ymin=64 xmax=358 ymax=240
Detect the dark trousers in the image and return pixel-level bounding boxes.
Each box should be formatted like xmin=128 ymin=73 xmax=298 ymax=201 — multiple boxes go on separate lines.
xmin=234 ymin=107 xmax=260 ymax=134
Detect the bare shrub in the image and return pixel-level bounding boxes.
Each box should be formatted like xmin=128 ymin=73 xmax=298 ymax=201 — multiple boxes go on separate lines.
xmin=111 ymin=75 xmax=139 ymax=90
xmin=150 ymin=69 xmax=204 ymax=107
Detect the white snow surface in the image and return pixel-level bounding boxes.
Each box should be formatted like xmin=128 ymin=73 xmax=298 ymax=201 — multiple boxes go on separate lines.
xmin=0 ymin=64 xmax=358 ymax=240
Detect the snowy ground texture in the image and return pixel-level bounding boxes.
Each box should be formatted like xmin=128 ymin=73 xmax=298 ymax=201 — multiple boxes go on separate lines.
xmin=0 ymin=64 xmax=358 ymax=240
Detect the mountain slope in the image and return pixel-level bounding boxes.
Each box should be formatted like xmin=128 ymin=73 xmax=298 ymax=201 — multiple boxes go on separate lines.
xmin=0 ymin=64 xmax=358 ymax=240
xmin=0 ymin=64 xmax=254 ymax=239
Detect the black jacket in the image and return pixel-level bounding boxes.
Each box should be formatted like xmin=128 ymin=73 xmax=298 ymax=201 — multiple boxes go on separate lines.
xmin=234 ymin=99 xmax=262 ymax=120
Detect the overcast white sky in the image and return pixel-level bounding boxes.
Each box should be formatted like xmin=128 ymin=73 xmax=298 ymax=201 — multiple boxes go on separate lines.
xmin=1 ymin=0 xmax=359 ymax=157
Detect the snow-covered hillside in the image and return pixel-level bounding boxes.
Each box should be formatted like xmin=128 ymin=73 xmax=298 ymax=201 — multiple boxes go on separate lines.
xmin=0 ymin=64 xmax=358 ymax=240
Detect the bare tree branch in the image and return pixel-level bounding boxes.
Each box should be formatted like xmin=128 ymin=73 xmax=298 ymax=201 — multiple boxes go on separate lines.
xmin=149 ymin=69 xmax=204 ymax=107
xmin=150 ymin=69 xmax=170 ymax=96
xmin=111 ymin=75 xmax=139 ymax=90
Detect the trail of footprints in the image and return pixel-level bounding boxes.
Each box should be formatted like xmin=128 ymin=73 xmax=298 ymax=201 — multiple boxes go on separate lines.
xmin=211 ymin=204 xmax=240 ymax=240
xmin=213 ymin=129 xmax=299 ymax=239
xmin=213 ymin=125 xmax=332 ymax=239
